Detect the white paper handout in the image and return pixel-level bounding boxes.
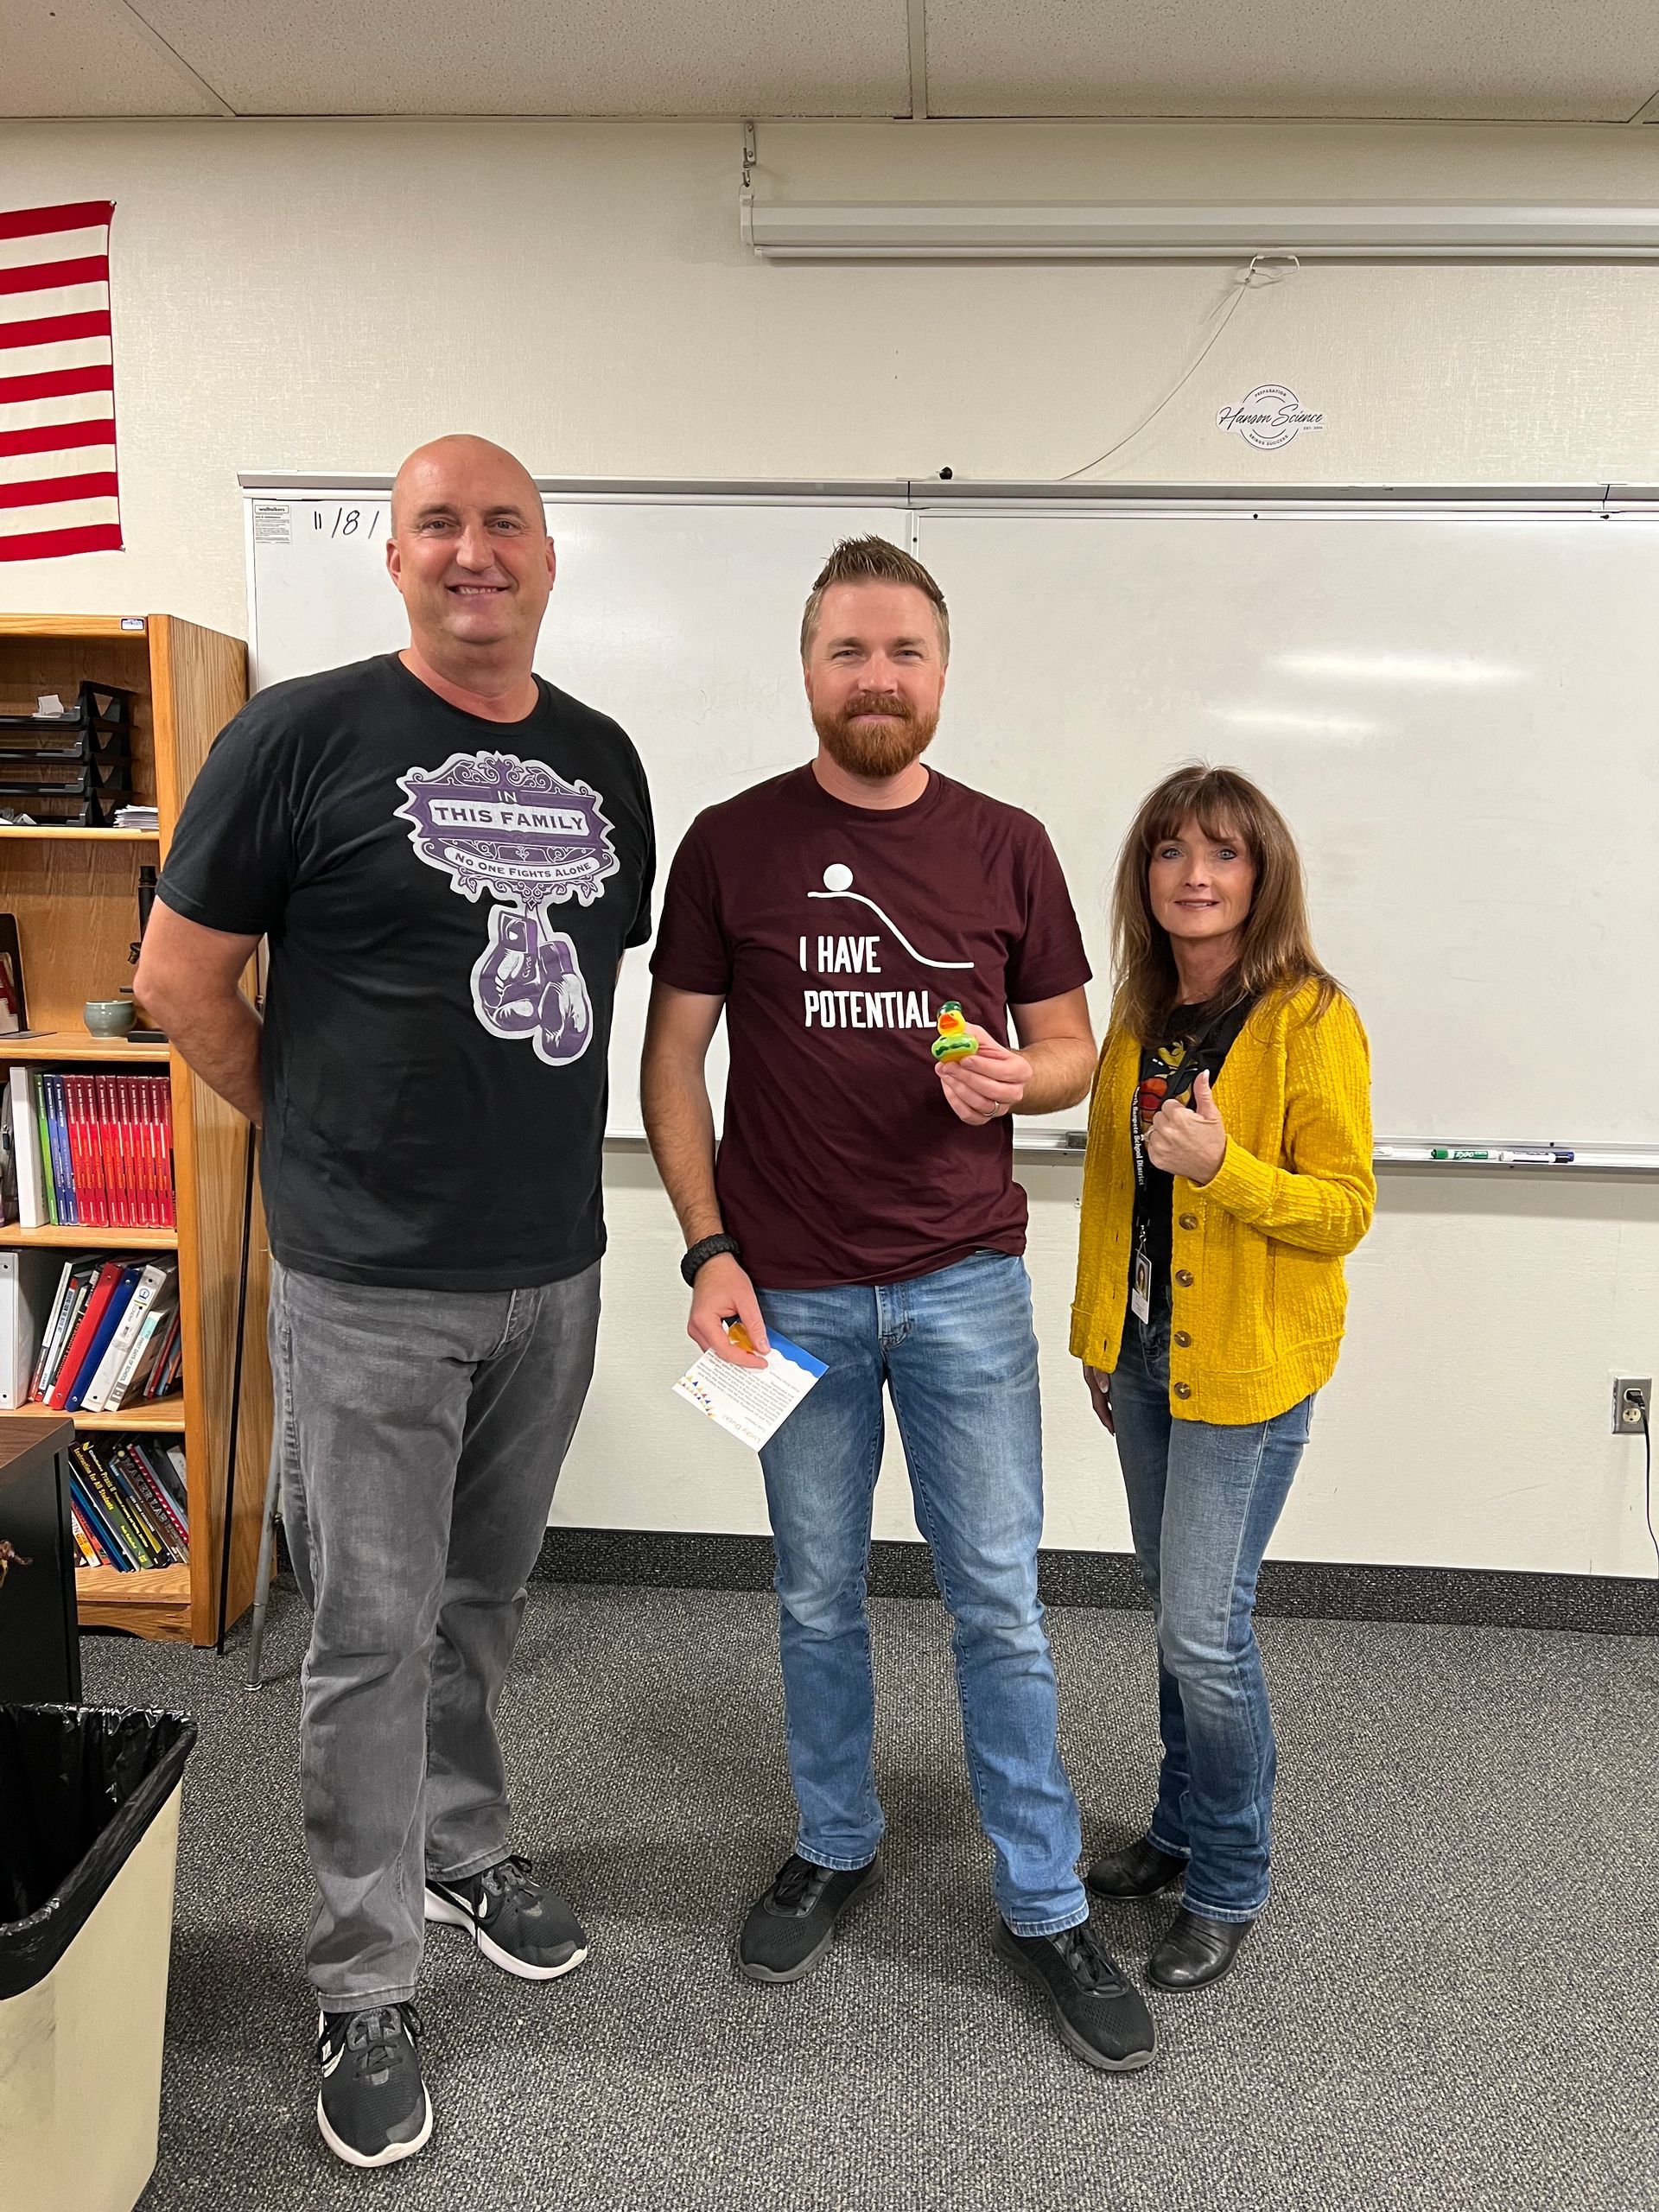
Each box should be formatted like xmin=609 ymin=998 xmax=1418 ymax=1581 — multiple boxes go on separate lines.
xmin=673 ymin=1328 xmax=827 ymax=1452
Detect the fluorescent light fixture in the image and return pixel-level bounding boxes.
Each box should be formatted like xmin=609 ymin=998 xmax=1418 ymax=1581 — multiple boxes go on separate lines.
xmin=1274 ymin=651 xmax=1523 ymax=686
xmin=1211 ymin=707 xmax=1377 ymax=740
xmin=742 ymin=200 xmax=1659 ymax=263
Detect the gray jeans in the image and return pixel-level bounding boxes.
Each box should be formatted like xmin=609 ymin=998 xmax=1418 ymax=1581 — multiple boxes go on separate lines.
xmin=268 ymin=1256 xmax=601 ymax=2007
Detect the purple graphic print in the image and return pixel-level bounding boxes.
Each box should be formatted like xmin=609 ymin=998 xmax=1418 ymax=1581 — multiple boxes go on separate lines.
xmin=395 ymin=750 xmax=620 ymax=1066
xmin=472 ymin=907 xmax=591 ymax=1060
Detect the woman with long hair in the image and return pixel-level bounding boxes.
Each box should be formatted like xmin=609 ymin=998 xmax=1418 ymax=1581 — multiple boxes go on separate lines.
xmin=1071 ymin=765 xmax=1375 ymax=1990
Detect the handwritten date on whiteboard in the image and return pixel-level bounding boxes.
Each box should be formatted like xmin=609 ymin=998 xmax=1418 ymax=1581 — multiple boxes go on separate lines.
xmin=311 ymin=505 xmax=386 ymax=539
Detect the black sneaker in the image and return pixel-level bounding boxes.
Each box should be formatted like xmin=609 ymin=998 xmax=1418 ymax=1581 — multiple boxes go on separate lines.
xmin=737 ymin=1853 xmax=882 ymax=1983
xmin=424 ymin=1855 xmax=588 ymax=1982
xmin=994 ymin=1919 xmax=1157 ymax=2073
xmin=315 ymin=2003 xmax=432 ymax=2169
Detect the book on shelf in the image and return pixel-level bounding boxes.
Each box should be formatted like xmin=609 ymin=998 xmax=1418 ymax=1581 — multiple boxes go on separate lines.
xmin=0 ymin=1248 xmax=60 ymax=1406
xmin=7 ymin=1064 xmax=44 ymax=1226
xmin=5 ymin=1064 xmax=175 ymax=1230
xmin=68 ymin=1434 xmax=188 ymax=1571
xmin=97 ymin=1280 xmax=181 ymax=1410
xmin=19 ymin=1253 xmax=182 ymax=1412
xmin=43 ymin=1257 xmax=126 ymax=1408
xmin=81 ymin=1261 xmax=177 ymax=1410
xmin=0 ymin=1097 xmax=15 ymax=1224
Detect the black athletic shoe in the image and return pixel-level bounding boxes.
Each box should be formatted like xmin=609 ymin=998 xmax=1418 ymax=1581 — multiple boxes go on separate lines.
xmin=737 ymin=1853 xmax=882 ymax=1983
xmin=994 ymin=1919 xmax=1157 ymax=2073
xmin=315 ymin=2003 xmax=432 ymax=2169
xmin=424 ymin=1855 xmax=588 ymax=1982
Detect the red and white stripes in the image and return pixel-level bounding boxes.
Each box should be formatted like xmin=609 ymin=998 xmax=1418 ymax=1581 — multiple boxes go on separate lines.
xmin=0 ymin=200 xmax=121 ymax=563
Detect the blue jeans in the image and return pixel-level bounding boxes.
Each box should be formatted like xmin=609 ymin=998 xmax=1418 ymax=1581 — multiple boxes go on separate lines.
xmin=1106 ymin=1286 xmax=1313 ymax=1923
xmin=754 ymin=1251 xmax=1087 ymax=1937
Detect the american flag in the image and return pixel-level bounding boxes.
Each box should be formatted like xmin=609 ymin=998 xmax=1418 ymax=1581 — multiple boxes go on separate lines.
xmin=0 ymin=200 xmax=121 ymax=563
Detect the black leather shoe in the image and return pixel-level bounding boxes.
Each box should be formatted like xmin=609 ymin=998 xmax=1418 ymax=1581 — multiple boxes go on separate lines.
xmin=1147 ymin=1907 xmax=1253 ymax=1990
xmin=1085 ymin=1835 xmax=1187 ymax=1902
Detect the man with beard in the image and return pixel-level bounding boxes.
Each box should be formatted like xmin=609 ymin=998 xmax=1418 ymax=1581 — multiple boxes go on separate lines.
xmin=640 ymin=537 xmax=1156 ymax=2072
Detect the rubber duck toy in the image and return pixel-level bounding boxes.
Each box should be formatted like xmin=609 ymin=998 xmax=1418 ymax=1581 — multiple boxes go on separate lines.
xmin=931 ymin=1001 xmax=980 ymax=1063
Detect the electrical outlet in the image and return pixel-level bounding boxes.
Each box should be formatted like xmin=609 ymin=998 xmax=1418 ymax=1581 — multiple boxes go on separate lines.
xmin=1612 ymin=1377 xmax=1651 ymax=1435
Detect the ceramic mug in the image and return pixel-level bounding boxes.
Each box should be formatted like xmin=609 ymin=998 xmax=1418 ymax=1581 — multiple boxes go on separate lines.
xmin=84 ymin=998 xmax=137 ymax=1038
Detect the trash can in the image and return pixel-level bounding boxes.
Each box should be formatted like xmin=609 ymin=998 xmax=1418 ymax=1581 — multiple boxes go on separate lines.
xmin=0 ymin=1705 xmax=196 ymax=2212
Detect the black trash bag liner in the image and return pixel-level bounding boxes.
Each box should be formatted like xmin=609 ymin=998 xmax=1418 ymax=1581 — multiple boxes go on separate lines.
xmin=0 ymin=1705 xmax=196 ymax=2001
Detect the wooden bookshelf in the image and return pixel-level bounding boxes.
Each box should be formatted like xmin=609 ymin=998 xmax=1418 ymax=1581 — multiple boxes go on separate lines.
xmin=14 ymin=1393 xmax=186 ymax=1433
xmin=0 ymin=827 xmax=159 ymax=843
xmin=74 ymin=1560 xmax=192 ymax=1637
xmin=0 ymin=1224 xmax=178 ymax=1249
xmin=5 ymin=1031 xmax=171 ymax=1062
xmin=0 ymin=614 xmax=271 ymax=1647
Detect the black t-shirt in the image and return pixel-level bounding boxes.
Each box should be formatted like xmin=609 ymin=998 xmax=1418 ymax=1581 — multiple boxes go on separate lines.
xmin=158 ymin=653 xmax=654 ymax=1291
xmin=1129 ymin=995 xmax=1255 ymax=1295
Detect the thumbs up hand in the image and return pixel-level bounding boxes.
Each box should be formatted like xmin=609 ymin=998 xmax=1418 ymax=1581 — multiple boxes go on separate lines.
xmin=1142 ymin=1067 xmax=1229 ymax=1184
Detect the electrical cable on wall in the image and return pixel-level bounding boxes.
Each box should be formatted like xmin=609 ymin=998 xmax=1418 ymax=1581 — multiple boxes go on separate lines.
xmin=1058 ymin=253 xmax=1299 ymax=483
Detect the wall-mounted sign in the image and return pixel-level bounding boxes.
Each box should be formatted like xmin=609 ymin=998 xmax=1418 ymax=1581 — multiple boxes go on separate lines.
xmin=1217 ymin=385 xmax=1325 ymax=452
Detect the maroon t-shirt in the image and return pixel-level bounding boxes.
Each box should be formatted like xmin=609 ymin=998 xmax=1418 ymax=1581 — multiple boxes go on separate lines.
xmin=651 ymin=765 xmax=1090 ymax=1289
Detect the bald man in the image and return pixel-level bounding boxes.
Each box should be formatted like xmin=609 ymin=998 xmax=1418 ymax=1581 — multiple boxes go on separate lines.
xmin=138 ymin=436 xmax=655 ymax=2169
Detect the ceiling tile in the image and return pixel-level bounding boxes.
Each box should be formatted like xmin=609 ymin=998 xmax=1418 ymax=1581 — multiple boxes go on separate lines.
xmin=126 ymin=0 xmax=911 ymax=116
xmin=1 ymin=1 xmax=226 ymax=116
xmin=925 ymin=0 xmax=1659 ymax=122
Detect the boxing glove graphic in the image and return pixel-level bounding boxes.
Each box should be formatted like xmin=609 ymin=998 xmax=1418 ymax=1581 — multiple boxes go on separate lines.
xmin=470 ymin=903 xmax=594 ymax=1065
xmin=534 ymin=933 xmax=594 ymax=1064
xmin=474 ymin=906 xmax=543 ymax=1037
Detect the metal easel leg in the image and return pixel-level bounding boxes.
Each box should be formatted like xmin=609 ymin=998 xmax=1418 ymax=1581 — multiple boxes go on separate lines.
xmin=214 ymin=1122 xmax=257 ymax=1656
xmin=245 ymin=1447 xmax=283 ymax=1689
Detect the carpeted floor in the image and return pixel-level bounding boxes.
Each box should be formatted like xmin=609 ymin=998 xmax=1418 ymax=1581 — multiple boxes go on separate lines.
xmin=81 ymin=1580 xmax=1656 ymax=2212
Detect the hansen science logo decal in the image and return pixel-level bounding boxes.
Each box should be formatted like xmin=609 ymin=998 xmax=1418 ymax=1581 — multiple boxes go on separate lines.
xmin=1217 ymin=385 xmax=1325 ymax=452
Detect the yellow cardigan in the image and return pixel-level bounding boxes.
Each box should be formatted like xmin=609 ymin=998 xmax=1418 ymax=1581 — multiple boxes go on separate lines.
xmin=1069 ymin=982 xmax=1376 ymax=1426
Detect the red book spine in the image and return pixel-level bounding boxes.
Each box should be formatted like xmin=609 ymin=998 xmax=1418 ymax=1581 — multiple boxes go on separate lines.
xmin=106 ymin=1077 xmax=124 ymax=1230
xmin=158 ymin=1077 xmax=175 ymax=1228
xmin=134 ymin=1075 xmax=156 ymax=1226
xmin=64 ymin=1076 xmax=97 ymax=1229
xmin=92 ymin=1076 xmax=113 ymax=1231
xmin=94 ymin=1077 xmax=118 ymax=1230
xmin=118 ymin=1075 xmax=137 ymax=1230
xmin=92 ymin=1076 xmax=113 ymax=1230
xmin=145 ymin=1076 xmax=165 ymax=1227
xmin=125 ymin=1076 xmax=144 ymax=1226
xmin=109 ymin=1076 xmax=127 ymax=1229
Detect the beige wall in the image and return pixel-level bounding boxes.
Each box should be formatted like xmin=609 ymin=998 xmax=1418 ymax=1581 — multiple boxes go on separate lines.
xmin=4 ymin=117 xmax=1656 ymax=1574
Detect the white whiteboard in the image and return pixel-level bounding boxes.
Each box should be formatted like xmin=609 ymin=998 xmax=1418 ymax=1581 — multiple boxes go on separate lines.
xmin=245 ymin=485 xmax=906 ymax=1139
xmin=245 ymin=480 xmax=1659 ymax=1154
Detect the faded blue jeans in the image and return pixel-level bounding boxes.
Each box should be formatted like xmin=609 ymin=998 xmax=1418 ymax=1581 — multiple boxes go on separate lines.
xmin=755 ymin=1250 xmax=1087 ymax=1937
xmin=1107 ymin=1283 xmax=1313 ymax=1923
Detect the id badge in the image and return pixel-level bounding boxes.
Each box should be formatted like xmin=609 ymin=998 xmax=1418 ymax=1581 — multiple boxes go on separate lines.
xmin=1131 ymin=1247 xmax=1153 ymax=1325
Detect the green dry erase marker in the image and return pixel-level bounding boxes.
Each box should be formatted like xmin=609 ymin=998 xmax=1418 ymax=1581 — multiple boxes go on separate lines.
xmin=1429 ymin=1147 xmax=1573 ymax=1164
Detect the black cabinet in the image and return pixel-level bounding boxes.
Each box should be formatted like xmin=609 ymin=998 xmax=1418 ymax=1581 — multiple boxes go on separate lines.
xmin=0 ymin=1416 xmax=79 ymax=1703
